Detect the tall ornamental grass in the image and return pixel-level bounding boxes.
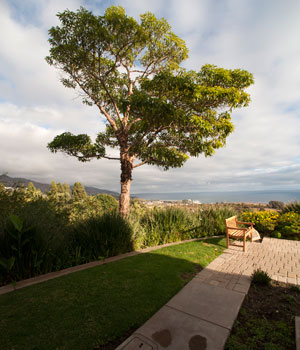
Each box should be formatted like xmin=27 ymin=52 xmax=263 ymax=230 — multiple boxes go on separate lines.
xmin=0 ymin=184 xmax=238 ymax=286
xmin=69 ymin=213 xmax=134 ymax=264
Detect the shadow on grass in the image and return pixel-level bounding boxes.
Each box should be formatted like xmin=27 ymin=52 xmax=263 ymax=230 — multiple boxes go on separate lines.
xmin=0 ymin=238 xmax=226 ymax=350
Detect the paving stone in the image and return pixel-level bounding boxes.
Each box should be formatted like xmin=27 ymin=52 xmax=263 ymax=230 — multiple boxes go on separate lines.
xmin=167 ymin=279 xmax=245 ymax=330
xmin=116 ymin=306 xmax=230 ymax=350
xmin=237 ymin=275 xmax=251 ymax=286
xmin=233 ymin=283 xmax=250 ymax=294
xmin=287 ymin=277 xmax=297 ymax=285
xmin=277 ymin=275 xmax=287 ymax=283
xmin=207 ymin=280 xmax=220 ymax=286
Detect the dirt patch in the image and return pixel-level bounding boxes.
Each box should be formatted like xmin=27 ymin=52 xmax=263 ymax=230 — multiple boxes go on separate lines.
xmin=226 ymin=281 xmax=300 ymax=350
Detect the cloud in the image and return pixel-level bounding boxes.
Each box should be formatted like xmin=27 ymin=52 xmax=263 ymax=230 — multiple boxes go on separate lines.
xmin=0 ymin=0 xmax=300 ymax=195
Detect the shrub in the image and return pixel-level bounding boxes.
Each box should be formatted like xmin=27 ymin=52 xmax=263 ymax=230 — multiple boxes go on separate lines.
xmin=271 ymin=231 xmax=282 ymax=239
xmin=199 ymin=206 xmax=236 ymax=236
xmin=68 ymin=213 xmax=134 ymax=263
xmin=95 ymin=194 xmax=118 ymax=212
xmin=0 ymin=215 xmax=53 ymax=284
xmin=241 ymin=211 xmax=279 ymax=235
xmin=275 ymin=211 xmax=300 ymax=240
xmin=268 ymin=201 xmax=284 ymax=210
xmin=251 ymin=268 xmax=271 ymax=285
xmin=282 ymin=201 xmax=300 ymax=215
xmin=68 ymin=195 xmax=118 ymax=223
xmin=140 ymin=207 xmax=197 ymax=247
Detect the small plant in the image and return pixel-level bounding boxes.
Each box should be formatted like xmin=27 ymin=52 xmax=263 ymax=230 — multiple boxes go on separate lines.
xmin=251 ymin=268 xmax=271 ymax=285
xmin=289 ymin=285 xmax=300 ymax=293
xmin=283 ymin=294 xmax=296 ymax=305
xmin=272 ymin=231 xmax=282 ymax=238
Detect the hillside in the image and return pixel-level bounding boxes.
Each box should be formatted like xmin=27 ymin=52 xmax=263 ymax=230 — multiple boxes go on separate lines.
xmin=0 ymin=175 xmax=119 ymax=197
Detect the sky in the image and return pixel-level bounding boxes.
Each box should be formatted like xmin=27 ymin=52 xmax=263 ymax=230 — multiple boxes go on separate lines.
xmin=0 ymin=0 xmax=300 ymax=194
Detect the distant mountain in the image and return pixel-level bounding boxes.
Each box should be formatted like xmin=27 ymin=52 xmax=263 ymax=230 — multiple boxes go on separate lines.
xmin=0 ymin=175 xmax=119 ymax=197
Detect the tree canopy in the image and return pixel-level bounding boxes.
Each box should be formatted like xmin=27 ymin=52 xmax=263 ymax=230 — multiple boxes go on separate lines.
xmin=46 ymin=6 xmax=254 ymax=216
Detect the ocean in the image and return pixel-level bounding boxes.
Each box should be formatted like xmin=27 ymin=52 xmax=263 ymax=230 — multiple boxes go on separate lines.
xmin=133 ymin=190 xmax=300 ymax=204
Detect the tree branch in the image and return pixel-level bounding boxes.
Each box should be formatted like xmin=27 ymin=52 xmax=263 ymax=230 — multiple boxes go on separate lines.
xmin=71 ymin=70 xmax=119 ymax=132
xmin=133 ymin=160 xmax=147 ymax=168
xmin=103 ymin=156 xmax=121 ymax=160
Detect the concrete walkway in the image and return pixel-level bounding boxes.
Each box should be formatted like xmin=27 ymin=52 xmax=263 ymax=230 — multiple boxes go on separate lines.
xmin=116 ymin=238 xmax=300 ymax=350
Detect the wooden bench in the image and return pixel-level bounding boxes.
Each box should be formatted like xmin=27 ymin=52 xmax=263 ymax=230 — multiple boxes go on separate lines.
xmin=225 ymin=215 xmax=260 ymax=252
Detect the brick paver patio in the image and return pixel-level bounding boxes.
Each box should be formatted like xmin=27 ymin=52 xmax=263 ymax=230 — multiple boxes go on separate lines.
xmin=117 ymin=237 xmax=300 ymax=349
xmin=202 ymin=237 xmax=300 ymax=291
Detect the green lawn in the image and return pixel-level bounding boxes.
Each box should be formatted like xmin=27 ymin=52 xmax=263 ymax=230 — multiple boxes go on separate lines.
xmin=0 ymin=237 xmax=226 ymax=350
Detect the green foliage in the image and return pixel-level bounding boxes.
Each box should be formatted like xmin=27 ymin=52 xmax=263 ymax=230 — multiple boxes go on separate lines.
xmin=63 ymin=183 xmax=71 ymax=198
xmin=48 ymin=180 xmax=58 ymax=195
xmin=67 ymin=195 xmax=117 ymax=222
xmin=199 ymin=205 xmax=236 ymax=236
xmin=0 ymin=184 xmax=237 ymax=286
xmin=268 ymin=200 xmax=284 ymax=210
xmin=95 ymin=193 xmax=118 ymax=212
xmin=72 ymin=181 xmax=87 ymax=201
xmin=0 ymin=215 xmax=50 ymax=282
xmin=27 ymin=182 xmax=36 ymax=193
xmin=242 ymin=210 xmax=300 ymax=240
xmin=282 ymin=201 xmax=300 ymax=215
xmin=275 ymin=211 xmax=300 ymax=240
xmin=241 ymin=211 xmax=279 ymax=234
xmin=69 ymin=213 xmax=134 ymax=263
xmin=46 ymin=6 xmax=254 ymax=216
xmin=140 ymin=207 xmax=196 ymax=247
xmin=272 ymin=231 xmax=282 ymax=238
xmin=251 ymin=268 xmax=271 ymax=285
xmin=138 ymin=205 xmax=235 ymax=247
xmin=0 ymin=182 xmax=6 ymax=192
xmin=289 ymin=285 xmax=300 ymax=293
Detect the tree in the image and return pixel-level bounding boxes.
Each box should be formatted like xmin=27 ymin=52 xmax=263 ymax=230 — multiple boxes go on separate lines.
xmin=57 ymin=182 xmax=64 ymax=193
xmin=63 ymin=183 xmax=71 ymax=195
xmin=26 ymin=182 xmax=42 ymax=201
xmin=46 ymin=6 xmax=254 ymax=217
xmin=48 ymin=181 xmax=58 ymax=197
xmin=63 ymin=183 xmax=71 ymax=200
xmin=72 ymin=182 xmax=87 ymax=201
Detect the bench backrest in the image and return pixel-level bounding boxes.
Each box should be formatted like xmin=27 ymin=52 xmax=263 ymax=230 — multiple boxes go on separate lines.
xmin=225 ymin=215 xmax=238 ymax=234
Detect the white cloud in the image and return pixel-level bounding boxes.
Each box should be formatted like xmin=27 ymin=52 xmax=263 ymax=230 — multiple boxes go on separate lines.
xmin=0 ymin=0 xmax=300 ymax=195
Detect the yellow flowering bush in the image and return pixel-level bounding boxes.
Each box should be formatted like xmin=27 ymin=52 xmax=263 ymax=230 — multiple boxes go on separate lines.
xmin=241 ymin=211 xmax=279 ymax=234
xmin=242 ymin=211 xmax=300 ymax=240
xmin=275 ymin=211 xmax=300 ymax=240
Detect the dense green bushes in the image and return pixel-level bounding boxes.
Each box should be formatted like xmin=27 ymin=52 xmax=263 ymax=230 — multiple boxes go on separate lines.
xmin=241 ymin=210 xmax=300 ymax=240
xmin=282 ymin=201 xmax=300 ymax=215
xmin=241 ymin=211 xmax=279 ymax=235
xmin=2 ymin=182 xmax=299 ymax=287
xmin=0 ymin=183 xmax=237 ymax=286
xmin=69 ymin=213 xmax=134 ymax=264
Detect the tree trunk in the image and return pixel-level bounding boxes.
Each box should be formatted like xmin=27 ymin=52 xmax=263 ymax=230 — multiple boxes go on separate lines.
xmin=119 ymin=148 xmax=133 ymax=218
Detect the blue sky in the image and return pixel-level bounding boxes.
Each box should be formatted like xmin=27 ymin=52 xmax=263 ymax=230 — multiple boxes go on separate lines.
xmin=0 ymin=0 xmax=300 ymax=193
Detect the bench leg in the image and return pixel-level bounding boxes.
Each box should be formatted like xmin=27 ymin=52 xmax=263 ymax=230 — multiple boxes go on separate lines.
xmin=243 ymin=234 xmax=246 ymax=252
xmin=226 ymin=233 xmax=230 ymax=248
